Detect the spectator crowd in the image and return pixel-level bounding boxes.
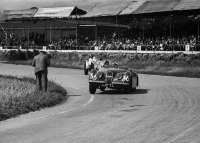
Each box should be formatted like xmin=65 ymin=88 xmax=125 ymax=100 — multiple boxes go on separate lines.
xmin=88 ymin=35 xmax=199 ymax=51
xmin=0 ymin=31 xmax=45 ymax=49
xmin=0 ymin=32 xmax=199 ymax=51
xmin=46 ymin=34 xmax=199 ymax=51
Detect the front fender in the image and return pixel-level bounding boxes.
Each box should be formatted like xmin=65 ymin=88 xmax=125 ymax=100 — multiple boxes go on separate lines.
xmin=85 ymin=60 xmax=91 ymax=69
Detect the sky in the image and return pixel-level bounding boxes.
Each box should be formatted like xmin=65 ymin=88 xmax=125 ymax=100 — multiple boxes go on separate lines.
xmin=0 ymin=0 xmax=132 ymax=12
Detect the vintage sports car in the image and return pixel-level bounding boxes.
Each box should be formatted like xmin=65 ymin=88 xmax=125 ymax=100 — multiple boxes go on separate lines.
xmin=88 ymin=63 xmax=139 ymax=94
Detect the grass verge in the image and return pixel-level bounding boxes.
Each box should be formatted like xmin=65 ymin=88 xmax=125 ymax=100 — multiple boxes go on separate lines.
xmin=5 ymin=56 xmax=200 ymax=78
xmin=1 ymin=50 xmax=200 ymax=78
xmin=0 ymin=75 xmax=67 ymax=121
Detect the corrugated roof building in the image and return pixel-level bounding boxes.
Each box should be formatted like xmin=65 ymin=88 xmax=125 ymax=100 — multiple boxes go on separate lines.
xmin=173 ymin=0 xmax=200 ymax=11
xmin=134 ymin=0 xmax=181 ymax=14
xmin=83 ymin=2 xmax=132 ymax=17
xmin=0 ymin=8 xmax=38 ymax=21
xmin=33 ymin=7 xmax=86 ymax=18
xmin=119 ymin=0 xmax=147 ymax=15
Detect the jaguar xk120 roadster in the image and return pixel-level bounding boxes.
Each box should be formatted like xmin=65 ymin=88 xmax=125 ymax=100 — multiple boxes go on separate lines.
xmin=88 ymin=63 xmax=139 ymax=94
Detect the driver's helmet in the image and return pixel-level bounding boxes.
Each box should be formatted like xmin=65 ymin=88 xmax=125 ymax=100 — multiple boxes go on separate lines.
xmin=89 ymin=54 xmax=93 ymax=59
xmin=104 ymin=60 xmax=109 ymax=65
xmin=113 ymin=62 xmax=118 ymax=68
xmin=113 ymin=62 xmax=117 ymax=66
xmin=93 ymin=57 xmax=97 ymax=63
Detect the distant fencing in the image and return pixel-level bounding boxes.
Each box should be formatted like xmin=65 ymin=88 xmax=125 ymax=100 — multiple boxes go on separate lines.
xmin=0 ymin=44 xmax=200 ymax=54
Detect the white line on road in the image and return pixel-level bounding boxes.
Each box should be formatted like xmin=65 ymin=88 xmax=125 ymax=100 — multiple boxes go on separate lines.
xmin=30 ymin=87 xmax=94 ymax=120
xmin=0 ymin=87 xmax=94 ymax=131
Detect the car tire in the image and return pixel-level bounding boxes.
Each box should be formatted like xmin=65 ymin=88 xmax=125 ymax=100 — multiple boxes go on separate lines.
xmin=124 ymin=79 xmax=132 ymax=94
xmin=100 ymin=87 xmax=106 ymax=92
xmin=84 ymin=62 xmax=88 ymax=75
xmin=90 ymin=63 xmax=94 ymax=70
xmin=132 ymin=87 xmax=136 ymax=91
xmin=89 ymin=83 xmax=96 ymax=94
xmin=84 ymin=69 xmax=88 ymax=75
xmin=132 ymin=77 xmax=137 ymax=91
xmin=124 ymin=86 xmax=131 ymax=94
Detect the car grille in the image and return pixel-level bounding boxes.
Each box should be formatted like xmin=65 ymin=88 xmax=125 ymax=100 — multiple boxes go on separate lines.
xmin=106 ymin=72 xmax=113 ymax=84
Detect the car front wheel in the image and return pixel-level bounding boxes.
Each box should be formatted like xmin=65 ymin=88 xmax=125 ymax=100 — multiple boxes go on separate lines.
xmin=84 ymin=62 xmax=88 ymax=75
xmin=124 ymin=79 xmax=132 ymax=94
xmin=84 ymin=68 xmax=88 ymax=75
xmin=89 ymin=83 xmax=96 ymax=94
xmin=100 ymin=87 xmax=106 ymax=92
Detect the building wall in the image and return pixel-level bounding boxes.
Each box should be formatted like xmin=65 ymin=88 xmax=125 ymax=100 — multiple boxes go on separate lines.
xmin=0 ymin=18 xmax=125 ymax=44
xmin=0 ymin=19 xmax=77 ymax=44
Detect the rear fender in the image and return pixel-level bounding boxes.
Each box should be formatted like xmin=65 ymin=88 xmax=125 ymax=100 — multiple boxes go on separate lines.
xmin=130 ymin=71 xmax=138 ymax=88
xmin=132 ymin=76 xmax=137 ymax=88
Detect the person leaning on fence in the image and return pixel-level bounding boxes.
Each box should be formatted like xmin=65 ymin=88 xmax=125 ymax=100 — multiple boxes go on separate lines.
xmin=32 ymin=50 xmax=51 ymax=92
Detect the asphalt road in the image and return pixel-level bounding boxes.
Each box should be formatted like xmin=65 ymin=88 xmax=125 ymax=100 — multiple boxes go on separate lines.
xmin=0 ymin=63 xmax=200 ymax=143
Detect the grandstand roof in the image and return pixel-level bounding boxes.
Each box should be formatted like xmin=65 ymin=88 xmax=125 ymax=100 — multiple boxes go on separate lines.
xmin=83 ymin=2 xmax=133 ymax=17
xmin=82 ymin=0 xmax=200 ymax=18
xmin=134 ymin=0 xmax=181 ymax=14
xmin=0 ymin=0 xmax=200 ymax=21
xmin=0 ymin=8 xmax=38 ymax=20
xmin=173 ymin=0 xmax=200 ymax=11
xmin=34 ymin=7 xmax=86 ymax=18
xmin=119 ymin=0 xmax=147 ymax=15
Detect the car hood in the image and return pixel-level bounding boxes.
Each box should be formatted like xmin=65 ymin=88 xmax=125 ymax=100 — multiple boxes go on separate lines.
xmin=100 ymin=68 xmax=126 ymax=74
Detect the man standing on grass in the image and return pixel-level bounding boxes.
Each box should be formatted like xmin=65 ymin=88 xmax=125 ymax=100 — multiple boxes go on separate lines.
xmin=32 ymin=51 xmax=51 ymax=92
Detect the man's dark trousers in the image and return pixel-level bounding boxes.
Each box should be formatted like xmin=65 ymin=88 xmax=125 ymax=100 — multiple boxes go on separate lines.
xmin=32 ymin=51 xmax=50 ymax=92
xmin=36 ymin=71 xmax=47 ymax=92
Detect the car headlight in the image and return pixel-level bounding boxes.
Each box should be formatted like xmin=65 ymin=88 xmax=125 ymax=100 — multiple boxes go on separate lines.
xmin=90 ymin=71 xmax=103 ymax=80
xmin=90 ymin=72 xmax=96 ymax=79
xmin=96 ymin=71 xmax=103 ymax=78
xmin=115 ymin=73 xmax=123 ymax=80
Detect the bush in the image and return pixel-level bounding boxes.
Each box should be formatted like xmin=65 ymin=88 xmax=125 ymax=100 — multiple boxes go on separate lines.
xmin=25 ymin=50 xmax=34 ymax=60
xmin=142 ymin=54 xmax=149 ymax=61
xmin=4 ymin=50 xmax=35 ymax=61
xmin=16 ymin=50 xmax=26 ymax=60
xmin=6 ymin=50 xmax=17 ymax=61
xmin=149 ymin=54 xmax=156 ymax=60
xmin=164 ymin=54 xmax=174 ymax=61
xmin=0 ymin=51 xmax=7 ymax=61
xmin=133 ymin=54 xmax=139 ymax=60
xmin=195 ymin=53 xmax=200 ymax=60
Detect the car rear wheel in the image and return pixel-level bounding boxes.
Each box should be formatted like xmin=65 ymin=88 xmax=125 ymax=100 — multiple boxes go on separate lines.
xmin=89 ymin=83 xmax=96 ymax=94
xmin=132 ymin=76 xmax=138 ymax=91
xmin=124 ymin=86 xmax=131 ymax=94
xmin=137 ymin=76 xmax=139 ymax=86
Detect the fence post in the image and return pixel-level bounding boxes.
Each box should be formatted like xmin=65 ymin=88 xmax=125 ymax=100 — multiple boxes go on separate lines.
xmin=137 ymin=46 xmax=141 ymax=52
xmin=185 ymin=44 xmax=190 ymax=51
xmin=43 ymin=46 xmax=47 ymax=51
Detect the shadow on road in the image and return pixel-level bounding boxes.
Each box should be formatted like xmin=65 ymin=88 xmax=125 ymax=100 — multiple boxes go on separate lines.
xmin=98 ymin=88 xmax=149 ymax=95
xmin=68 ymin=95 xmax=82 ymax=97
xmin=133 ymin=89 xmax=149 ymax=94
